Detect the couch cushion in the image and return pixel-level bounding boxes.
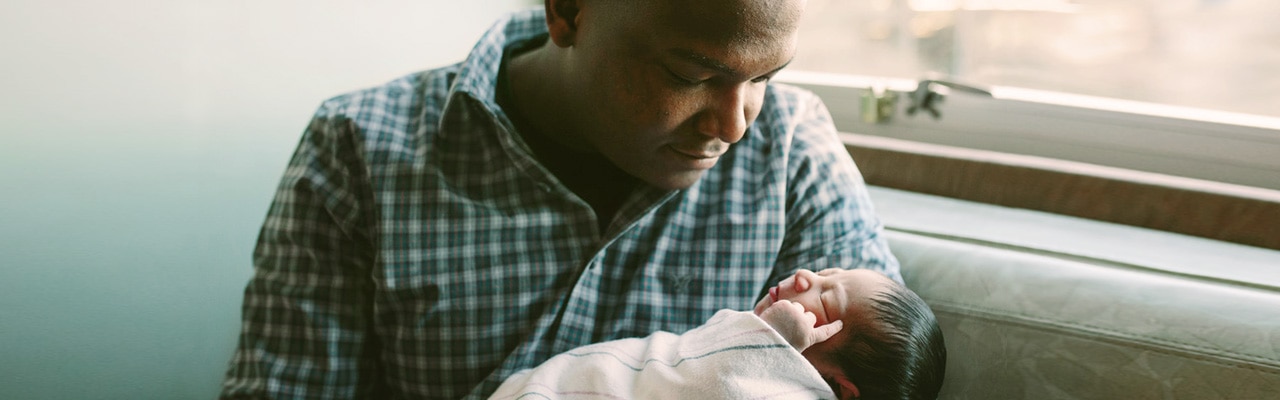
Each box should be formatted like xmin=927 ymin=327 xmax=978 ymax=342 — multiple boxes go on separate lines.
xmin=891 ymin=231 xmax=1280 ymax=399
xmin=868 ymin=187 xmax=1280 ymax=399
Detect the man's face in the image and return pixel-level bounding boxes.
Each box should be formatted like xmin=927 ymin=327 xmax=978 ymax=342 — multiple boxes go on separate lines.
xmin=562 ymin=0 xmax=806 ymax=190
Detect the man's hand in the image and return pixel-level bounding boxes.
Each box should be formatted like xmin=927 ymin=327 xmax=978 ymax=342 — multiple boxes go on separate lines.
xmin=758 ymin=300 xmax=844 ymax=352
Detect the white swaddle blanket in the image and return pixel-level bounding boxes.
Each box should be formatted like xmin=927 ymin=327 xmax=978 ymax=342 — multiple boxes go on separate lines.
xmin=489 ymin=310 xmax=837 ymax=399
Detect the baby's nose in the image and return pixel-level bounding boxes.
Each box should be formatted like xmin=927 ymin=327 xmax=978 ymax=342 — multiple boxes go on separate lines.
xmin=792 ymin=270 xmax=818 ymax=292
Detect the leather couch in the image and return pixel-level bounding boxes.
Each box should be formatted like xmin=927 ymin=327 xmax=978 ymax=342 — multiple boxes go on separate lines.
xmin=873 ymin=187 xmax=1280 ymax=399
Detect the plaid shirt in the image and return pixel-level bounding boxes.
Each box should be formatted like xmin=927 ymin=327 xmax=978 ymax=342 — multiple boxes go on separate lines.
xmin=221 ymin=8 xmax=899 ymax=400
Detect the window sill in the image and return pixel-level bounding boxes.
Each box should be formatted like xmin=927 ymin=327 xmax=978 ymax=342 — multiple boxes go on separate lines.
xmin=845 ymin=132 xmax=1280 ymax=251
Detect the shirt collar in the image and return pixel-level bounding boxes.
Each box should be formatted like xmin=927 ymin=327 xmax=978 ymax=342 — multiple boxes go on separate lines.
xmin=447 ymin=7 xmax=549 ymax=113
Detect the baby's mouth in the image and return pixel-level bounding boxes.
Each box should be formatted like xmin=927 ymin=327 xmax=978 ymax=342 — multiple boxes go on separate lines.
xmin=769 ymin=286 xmax=779 ymax=302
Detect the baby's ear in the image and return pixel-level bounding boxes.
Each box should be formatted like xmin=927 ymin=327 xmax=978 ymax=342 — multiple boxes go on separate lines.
xmin=826 ymin=374 xmax=860 ymax=399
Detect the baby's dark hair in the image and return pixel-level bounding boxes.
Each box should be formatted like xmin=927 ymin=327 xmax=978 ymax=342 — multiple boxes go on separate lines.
xmin=826 ymin=284 xmax=946 ymax=400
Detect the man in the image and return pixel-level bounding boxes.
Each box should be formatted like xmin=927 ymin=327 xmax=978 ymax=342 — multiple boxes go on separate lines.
xmin=221 ymin=0 xmax=900 ymax=399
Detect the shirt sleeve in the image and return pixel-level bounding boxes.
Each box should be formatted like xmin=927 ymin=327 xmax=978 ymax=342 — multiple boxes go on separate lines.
xmin=220 ymin=103 xmax=383 ymax=399
xmin=773 ymin=91 xmax=902 ymax=284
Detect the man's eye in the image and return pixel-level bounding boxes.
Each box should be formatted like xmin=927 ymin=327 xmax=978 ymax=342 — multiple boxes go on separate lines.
xmin=665 ymin=68 xmax=701 ymax=86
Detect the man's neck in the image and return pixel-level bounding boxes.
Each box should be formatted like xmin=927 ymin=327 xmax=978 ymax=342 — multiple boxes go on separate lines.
xmin=506 ymin=43 xmax=590 ymax=154
xmin=502 ymin=42 xmax=638 ymax=232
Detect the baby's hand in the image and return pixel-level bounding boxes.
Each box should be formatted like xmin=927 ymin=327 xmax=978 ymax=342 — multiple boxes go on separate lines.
xmin=758 ymin=300 xmax=844 ymax=352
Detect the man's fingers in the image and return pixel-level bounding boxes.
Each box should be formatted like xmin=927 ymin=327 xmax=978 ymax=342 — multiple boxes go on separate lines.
xmin=811 ymin=320 xmax=844 ymax=344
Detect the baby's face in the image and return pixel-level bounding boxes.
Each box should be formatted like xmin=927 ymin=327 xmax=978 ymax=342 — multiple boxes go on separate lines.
xmin=755 ymin=268 xmax=902 ymax=398
xmin=753 ymin=268 xmax=897 ymax=329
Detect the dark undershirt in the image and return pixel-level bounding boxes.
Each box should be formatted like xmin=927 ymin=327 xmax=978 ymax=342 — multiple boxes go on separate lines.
xmin=495 ymin=40 xmax=638 ymax=232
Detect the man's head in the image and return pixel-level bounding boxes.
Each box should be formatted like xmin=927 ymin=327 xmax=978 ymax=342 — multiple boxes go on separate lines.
xmin=539 ymin=0 xmax=806 ymax=190
xmin=754 ymin=269 xmax=947 ymax=399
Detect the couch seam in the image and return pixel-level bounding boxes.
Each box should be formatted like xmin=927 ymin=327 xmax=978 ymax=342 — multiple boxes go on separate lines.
xmin=886 ymin=227 xmax=1280 ymax=292
xmin=929 ymin=300 xmax=1280 ymax=376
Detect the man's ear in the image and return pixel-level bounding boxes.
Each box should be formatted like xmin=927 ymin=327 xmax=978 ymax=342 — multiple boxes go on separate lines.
xmin=544 ymin=0 xmax=582 ymax=47
xmin=829 ymin=375 xmax=861 ymax=399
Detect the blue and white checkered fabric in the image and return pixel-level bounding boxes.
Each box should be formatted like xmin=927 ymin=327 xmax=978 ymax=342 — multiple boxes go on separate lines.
xmin=221 ymin=8 xmax=899 ymax=400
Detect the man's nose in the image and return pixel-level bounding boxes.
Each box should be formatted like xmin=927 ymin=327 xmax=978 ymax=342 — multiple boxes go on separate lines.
xmin=696 ymin=84 xmax=750 ymax=144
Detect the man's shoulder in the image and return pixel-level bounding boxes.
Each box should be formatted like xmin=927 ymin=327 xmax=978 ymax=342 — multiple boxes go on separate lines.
xmin=283 ymin=63 xmax=470 ymax=171
xmin=750 ymin=82 xmax=835 ymax=144
xmin=316 ymin=64 xmax=461 ymax=119
xmin=761 ymin=82 xmax=823 ymax=118
xmin=751 ymin=82 xmax=830 ymax=138
xmin=301 ymin=63 xmax=465 ymax=156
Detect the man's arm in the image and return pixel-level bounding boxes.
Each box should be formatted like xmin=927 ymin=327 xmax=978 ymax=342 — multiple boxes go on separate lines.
xmin=773 ymin=89 xmax=901 ymax=285
xmin=220 ymin=108 xmax=382 ymax=399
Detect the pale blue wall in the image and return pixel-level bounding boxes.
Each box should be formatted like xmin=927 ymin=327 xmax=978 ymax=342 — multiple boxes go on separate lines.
xmin=0 ymin=2 xmax=531 ymax=398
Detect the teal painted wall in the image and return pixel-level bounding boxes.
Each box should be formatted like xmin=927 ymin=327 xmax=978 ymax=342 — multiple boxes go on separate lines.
xmin=0 ymin=2 xmax=530 ymax=398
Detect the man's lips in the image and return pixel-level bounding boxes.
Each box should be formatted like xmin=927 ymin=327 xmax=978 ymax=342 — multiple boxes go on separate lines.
xmin=670 ymin=145 xmax=725 ymax=160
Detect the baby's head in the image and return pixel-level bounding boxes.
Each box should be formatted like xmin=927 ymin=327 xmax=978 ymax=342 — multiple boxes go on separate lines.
xmin=754 ymin=268 xmax=946 ymax=400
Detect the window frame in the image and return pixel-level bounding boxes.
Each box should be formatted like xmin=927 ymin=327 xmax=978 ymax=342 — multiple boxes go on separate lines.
xmin=777 ymin=70 xmax=1280 ymax=191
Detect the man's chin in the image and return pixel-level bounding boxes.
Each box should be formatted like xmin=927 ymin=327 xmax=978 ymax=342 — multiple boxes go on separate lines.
xmin=643 ymin=170 xmax=709 ymax=191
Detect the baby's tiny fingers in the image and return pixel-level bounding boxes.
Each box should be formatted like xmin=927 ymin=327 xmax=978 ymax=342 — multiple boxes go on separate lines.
xmin=812 ymin=320 xmax=844 ymax=343
xmin=770 ymin=299 xmax=801 ymax=313
xmin=786 ymin=301 xmax=806 ymax=312
xmin=801 ymin=310 xmax=818 ymax=325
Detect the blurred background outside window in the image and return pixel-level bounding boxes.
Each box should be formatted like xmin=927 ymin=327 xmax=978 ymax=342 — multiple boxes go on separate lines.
xmin=791 ymin=0 xmax=1280 ymax=119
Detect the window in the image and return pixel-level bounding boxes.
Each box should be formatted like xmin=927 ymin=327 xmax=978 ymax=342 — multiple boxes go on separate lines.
xmin=781 ymin=0 xmax=1280 ymax=191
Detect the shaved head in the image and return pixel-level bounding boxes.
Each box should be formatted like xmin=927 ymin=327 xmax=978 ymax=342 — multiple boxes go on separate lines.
xmin=595 ymin=0 xmax=806 ymax=48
